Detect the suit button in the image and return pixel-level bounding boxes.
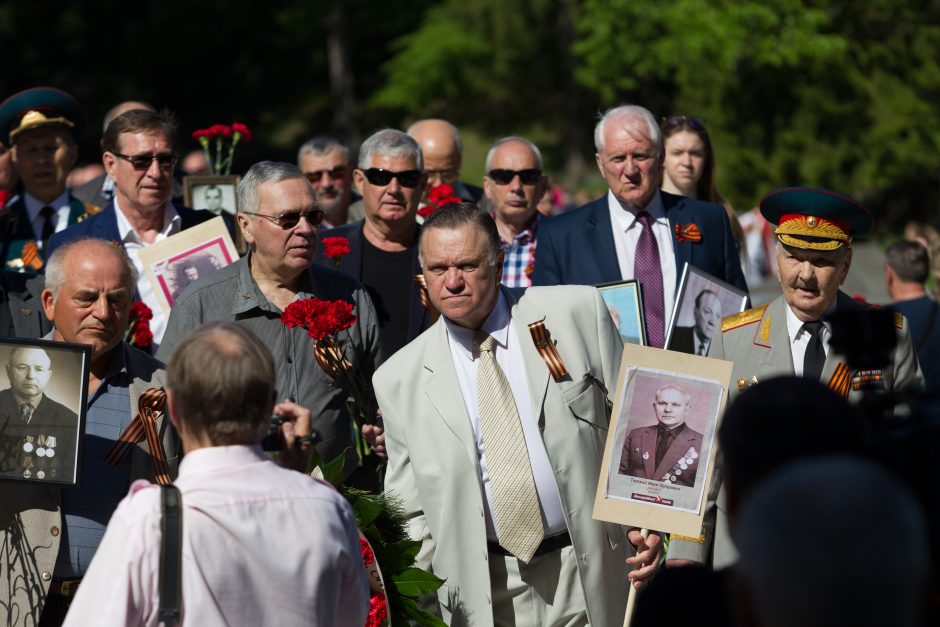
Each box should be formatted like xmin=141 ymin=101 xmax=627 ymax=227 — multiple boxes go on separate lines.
xmin=50 ymin=526 xmax=59 ymax=536
xmin=41 ymin=571 xmax=51 ymax=581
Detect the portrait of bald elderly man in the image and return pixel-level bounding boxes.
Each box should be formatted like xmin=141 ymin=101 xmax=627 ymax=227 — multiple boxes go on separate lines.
xmin=0 ymin=345 xmax=80 ymax=482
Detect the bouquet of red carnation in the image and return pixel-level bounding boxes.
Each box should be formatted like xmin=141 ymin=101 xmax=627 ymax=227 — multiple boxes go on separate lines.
xmin=191 ymin=122 xmax=252 ymax=175
xmin=281 ymin=298 xmax=377 ymax=463
xmin=321 ymin=236 xmax=351 ymax=269
xmin=417 ymin=183 xmax=461 ymax=219
xmin=125 ymin=301 xmax=153 ymax=352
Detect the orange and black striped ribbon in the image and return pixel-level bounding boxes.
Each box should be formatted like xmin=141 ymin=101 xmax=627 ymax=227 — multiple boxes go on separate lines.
xmin=413 ymin=274 xmax=434 ymax=311
xmin=527 ymin=320 xmax=569 ymax=381
xmin=674 ymin=223 xmax=702 ymax=243
xmin=105 ymin=388 xmax=172 ymax=485
xmin=314 ymin=337 xmax=352 ymax=379
xmin=21 ymin=241 xmax=43 ymax=271
xmin=827 ymin=363 xmax=851 ymax=399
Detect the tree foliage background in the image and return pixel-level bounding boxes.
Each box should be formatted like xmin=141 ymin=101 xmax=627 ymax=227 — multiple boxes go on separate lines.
xmin=3 ymin=0 xmax=939 ymax=230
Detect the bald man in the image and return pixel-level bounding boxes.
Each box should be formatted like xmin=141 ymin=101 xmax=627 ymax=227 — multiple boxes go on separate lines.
xmin=407 ymin=118 xmax=482 ymax=204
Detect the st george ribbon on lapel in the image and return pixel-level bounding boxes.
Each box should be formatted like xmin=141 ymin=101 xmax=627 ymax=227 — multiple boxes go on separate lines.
xmin=527 ymin=320 xmax=569 ymax=381
xmin=105 ymin=387 xmax=172 ymax=485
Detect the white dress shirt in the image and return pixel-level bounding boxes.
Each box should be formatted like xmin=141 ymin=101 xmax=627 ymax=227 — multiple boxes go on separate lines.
xmin=63 ymin=445 xmax=369 ymax=627
xmin=114 ymin=197 xmax=182 ymax=349
xmin=444 ymin=293 xmax=567 ymax=539
xmin=607 ymin=189 xmax=678 ymax=325
xmin=23 ymin=190 xmax=72 ymax=240
xmin=785 ymin=303 xmax=832 ymax=376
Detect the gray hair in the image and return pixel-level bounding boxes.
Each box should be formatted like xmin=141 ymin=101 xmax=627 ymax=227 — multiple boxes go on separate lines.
xmin=735 ymin=456 xmax=929 ymax=627
xmin=594 ymin=105 xmax=662 ymax=156
xmin=297 ymin=134 xmax=350 ymax=166
xmin=45 ymin=237 xmax=138 ymax=299
xmin=654 ymin=384 xmax=690 ymax=405
xmin=236 ymin=161 xmax=315 ymax=216
xmin=358 ymin=129 xmax=423 ymax=171
xmin=484 ymin=136 xmax=544 ymax=172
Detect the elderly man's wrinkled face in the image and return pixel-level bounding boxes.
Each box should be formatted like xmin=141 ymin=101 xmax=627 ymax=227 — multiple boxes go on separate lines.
xmin=11 ymin=127 xmax=77 ymax=202
xmin=483 ymin=140 xmax=546 ymax=226
xmin=777 ymin=244 xmax=852 ymax=322
xmin=354 ymin=153 xmax=424 ymax=225
xmin=7 ymin=348 xmax=53 ymax=402
xmin=300 ymin=148 xmax=350 ymax=216
xmin=595 ymin=116 xmax=662 ymax=210
xmin=693 ymin=291 xmax=722 ymax=341
xmin=653 ymin=387 xmax=690 ymax=428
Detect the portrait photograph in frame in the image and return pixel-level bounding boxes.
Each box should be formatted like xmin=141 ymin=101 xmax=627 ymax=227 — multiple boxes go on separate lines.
xmin=138 ymin=217 xmax=239 ymax=316
xmin=0 ymin=338 xmax=90 ymax=486
xmin=593 ymin=344 xmax=733 ymax=537
xmin=665 ymin=263 xmax=750 ymax=356
xmin=183 ymin=175 xmax=240 ymax=216
xmin=597 ymin=280 xmax=646 ymax=346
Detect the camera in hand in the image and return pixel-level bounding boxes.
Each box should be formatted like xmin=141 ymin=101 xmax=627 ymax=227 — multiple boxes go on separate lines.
xmin=260 ymin=414 xmax=321 ymax=451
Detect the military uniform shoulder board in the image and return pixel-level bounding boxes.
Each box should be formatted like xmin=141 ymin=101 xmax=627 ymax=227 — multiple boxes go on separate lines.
xmin=77 ymin=202 xmax=103 ymax=223
xmin=722 ymin=304 xmax=768 ymax=332
xmin=894 ymin=312 xmax=904 ymax=329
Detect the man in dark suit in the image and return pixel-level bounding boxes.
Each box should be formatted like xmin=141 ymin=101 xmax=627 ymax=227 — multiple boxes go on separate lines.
xmin=619 ymin=384 xmax=703 ymax=487
xmin=532 ymin=104 xmax=747 ymax=348
xmin=669 ymin=289 xmax=722 ymax=355
xmin=47 ymin=109 xmax=217 ymax=350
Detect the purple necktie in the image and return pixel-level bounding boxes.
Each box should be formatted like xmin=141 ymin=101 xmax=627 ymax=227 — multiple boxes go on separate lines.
xmin=635 ymin=212 xmax=665 ymax=348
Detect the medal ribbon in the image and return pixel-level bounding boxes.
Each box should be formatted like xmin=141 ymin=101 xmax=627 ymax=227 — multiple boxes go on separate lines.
xmin=413 ymin=274 xmax=435 ymax=312
xmin=673 ymin=223 xmax=702 ymax=243
xmin=527 ymin=320 xmax=569 ymax=382
xmin=21 ymin=241 xmax=43 ymax=271
xmin=105 ymin=387 xmax=172 ymax=485
xmin=827 ymin=362 xmax=851 ymax=399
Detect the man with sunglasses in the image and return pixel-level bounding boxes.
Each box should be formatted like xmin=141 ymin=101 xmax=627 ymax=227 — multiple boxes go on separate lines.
xmin=297 ymin=134 xmax=363 ymax=228
xmin=0 ymin=87 xmax=100 ymax=270
xmin=532 ymin=104 xmax=747 ymax=349
xmin=315 ymin=129 xmax=434 ymax=360
xmin=483 ymin=137 xmax=547 ymax=288
xmin=159 ymin=161 xmax=381 ymax=481
xmin=46 ymin=109 xmax=218 ymax=351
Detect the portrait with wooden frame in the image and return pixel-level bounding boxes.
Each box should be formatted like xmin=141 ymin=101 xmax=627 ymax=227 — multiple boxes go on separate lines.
xmin=138 ymin=217 xmax=239 ymax=316
xmin=597 ymin=280 xmax=646 ymax=346
xmin=182 ymin=175 xmax=240 ymax=216
xmin=593 ymin=345 xmax=733 ymax=536
xmin=0 ymin=338 xmax=91 ymax=486
xmin=665 ymin=263 xmax=749 ymax=355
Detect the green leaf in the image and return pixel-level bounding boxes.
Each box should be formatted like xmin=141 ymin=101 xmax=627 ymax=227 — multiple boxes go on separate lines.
xmin=349 ymin=492 xmax=384 ymax=527
xmin=398 ymin=596 xmax=449 ymax=627
xmin=381 ymin=539 xmax=422 ymax=571
xmin=391 ymin=567 xmax=446 ymax=597
xmin=318 ymin=448 xmax=348 ymax=487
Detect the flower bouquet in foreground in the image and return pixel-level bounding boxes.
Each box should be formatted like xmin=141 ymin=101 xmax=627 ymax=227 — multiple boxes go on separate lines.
xmin=281 ymin=298 xmax=377 ymax=463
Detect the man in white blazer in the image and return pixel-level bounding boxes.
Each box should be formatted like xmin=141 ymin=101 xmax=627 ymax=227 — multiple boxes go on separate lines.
xmin=374 ymin=203 xmax=660 ymax=626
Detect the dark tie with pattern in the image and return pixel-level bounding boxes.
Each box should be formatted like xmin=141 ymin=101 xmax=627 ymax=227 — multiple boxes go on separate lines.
xmin=698 ymin=341 xmax=706 ymax=356
xmin=635 ymin=212 xmax=665 ymax=348
xmin=19 ymin=403 xmax=33 ymax=424
xmin=39 ymin=206 xmax=56 ymax=249
xmin=803 ymin=321 xmax=826 ymax=380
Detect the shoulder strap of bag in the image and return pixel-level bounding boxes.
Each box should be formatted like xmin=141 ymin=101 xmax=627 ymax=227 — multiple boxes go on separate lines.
xmin=159 ymin=484 xmax=183 ymax=624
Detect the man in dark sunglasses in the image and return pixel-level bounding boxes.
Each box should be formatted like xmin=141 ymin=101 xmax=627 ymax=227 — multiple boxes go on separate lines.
xmin=160 ymin=161 xmax=381 ymax=484
xmin=297 ymin=134 xmax=362 ymax=228
xmin=46 ymin=109 xmax=219 ymax=352
xmin=482 ymin=136 xmax=547 ymax=288
xmin=315 ymin=129 xmax=435 ymax=362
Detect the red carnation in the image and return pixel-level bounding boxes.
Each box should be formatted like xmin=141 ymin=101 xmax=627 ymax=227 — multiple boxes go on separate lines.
xmin=419 ymin=183 xmax=461 ymax=219
xmin=126 ymin=301 xmax=154 ymax=351
xmin=0 ymin=189 xmax=12 ymax=209
xmin=321 ymin=236 xmax=350 ymax=269
xmin=281 ymin=298 xmax=357 ymax=341
xmin=365 ymin=593 xmax=388 ymax=627
xmin=231 ymin=122 xmax=252 ymax=142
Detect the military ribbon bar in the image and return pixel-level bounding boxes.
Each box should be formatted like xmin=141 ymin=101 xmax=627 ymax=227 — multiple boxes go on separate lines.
xmin=674 ymin=223 xmax=702 ymax=243
xmin=827 ymin=363 xmax=851 ymax=399
xmin=527 ymin=320 xmax=569 ymax=382
xmin=105 ymin=387 xmax=172 ymax=485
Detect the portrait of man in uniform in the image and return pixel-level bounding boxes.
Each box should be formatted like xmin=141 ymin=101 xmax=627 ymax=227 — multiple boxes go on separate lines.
xmin=618 ymin=384 xmax=703 ymax=487
xmin=0 ymin=345 xmax=80 ymax=482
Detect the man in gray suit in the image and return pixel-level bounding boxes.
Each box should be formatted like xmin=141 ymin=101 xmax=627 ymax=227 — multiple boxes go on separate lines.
xmin=1 ymin=238 xmax=179 ymax=625
xmin=374 ymin=203 xmax=659 ymax=626
xmin=667 ymin=187 xmax=923 ymax=569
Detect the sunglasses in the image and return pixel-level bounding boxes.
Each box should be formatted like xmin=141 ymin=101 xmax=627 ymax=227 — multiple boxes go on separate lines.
xmin=304 ymin=166 xmax=347 ymax=183
xmin=487 ymin=169 xmax=543 ymax=185
xmin=241 ymin=208 xmax=325 ymax=229
xmin=112 ymin=152 xmax=177 ymax=171
xmin=661 ymin=115 xmax=707 ymax=131
xmin=362 ymin=168 xmax=422 ymax=188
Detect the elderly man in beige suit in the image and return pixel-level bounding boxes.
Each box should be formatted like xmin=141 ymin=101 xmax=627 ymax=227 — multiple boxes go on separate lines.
xmin=0 ymin=238 xmax=179 ymax=625
xmin=374 ymin=203 xmax=661 ymax=626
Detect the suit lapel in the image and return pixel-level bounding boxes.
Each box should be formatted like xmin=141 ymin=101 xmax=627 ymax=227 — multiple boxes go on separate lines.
xmin=423 ymin=321 xmax=478 ymax=464
xmin=586 ymin=198 xmax=622 ymax=283
xmin=642 ymin=429 xmax=656 ymax=478
xmin=752 ymin=297 xmax=796 ymax=377
xmin=7 ymin=287 xmax=41 ymax=338
xmin=664 ymin=192 xmax=693 ymax=279
xmin=506 ymin=288 xmax=551 ymax=425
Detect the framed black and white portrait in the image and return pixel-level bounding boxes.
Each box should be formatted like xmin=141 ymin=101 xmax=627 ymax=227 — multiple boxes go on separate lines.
xmin=665 ymin=263 xmax=749 ymax=356
xmin=183 ymin=175 xmax=239 ymax=216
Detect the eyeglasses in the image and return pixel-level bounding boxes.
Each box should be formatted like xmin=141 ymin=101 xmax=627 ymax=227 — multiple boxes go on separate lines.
xmin=661 ymin=116 xmax=706 ymax=131
xmin=362 ymin=168 xmax=422 ymax=188
xmin=425 ymin=168 xmax=458 ymax=180
xmin=112 ymin=152 xmax=177 ymax=171
xmin=487 ymin=169 xmax=543 ymax=185
xmin=304 ymin=166 xmax=347 ymax=183
xmin=240 ymin=208 xmax=325 ymax=229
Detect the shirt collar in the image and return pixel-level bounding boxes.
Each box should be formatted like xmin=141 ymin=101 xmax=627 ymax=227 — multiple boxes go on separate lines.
xmin=500 ymin=213 xmax=540 ymax=245
xmin=608 ymin=189 xmax=666 ymax=232
xmin=113 ymin=196 xmax=181 ymax=244
xmin=178 ymin=444 xmax=268 ymax=477
xmin=24 ymin=189 xmax=70 ymax=222
xmin=444 ymin=290 xmax=511 ymax=361
xmin=231 ymin=254 xmax=316 ymax=316
xmin=784 ymin=300 xmax=835 ymax=343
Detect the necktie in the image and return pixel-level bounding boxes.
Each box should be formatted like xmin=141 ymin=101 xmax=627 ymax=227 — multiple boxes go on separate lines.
xmin=474 ymin=331 xmax=544 ymax=562
xmin=39 ymin=206 xmax=56 ymax=249
xmin=803 ymin=321 xmax=826 ymax=380
xmin=634 ymin=212 xmax=665 ymax=348
xmin=19 ymin=403 xmax=33 ymax=424
xmin=655 ymin=425 xmax=678 ymax=468
xmin=698 ymin=341 xmax=706 ymax=356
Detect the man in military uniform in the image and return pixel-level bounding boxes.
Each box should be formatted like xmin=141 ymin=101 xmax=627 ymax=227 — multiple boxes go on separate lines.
xmin=667 ymin=186 xmax=923 ymax=569
xmin=0 ymin=87 xmax=99 ymax=271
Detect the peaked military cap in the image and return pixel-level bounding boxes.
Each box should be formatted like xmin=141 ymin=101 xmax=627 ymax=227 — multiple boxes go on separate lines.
xmin=0 ymin=87 xmax=85 ymax=145
xmin=760 ymin=187 xmax=874 ymax=251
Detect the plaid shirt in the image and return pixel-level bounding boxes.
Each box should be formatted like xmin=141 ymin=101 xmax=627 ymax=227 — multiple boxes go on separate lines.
xmin=499 ymin=215 xmax=539 ymax=288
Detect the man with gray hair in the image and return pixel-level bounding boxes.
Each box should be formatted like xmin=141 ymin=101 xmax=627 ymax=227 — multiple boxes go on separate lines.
xmin=734 ymin=456 xmax=930 ymax=627
xmin=64 ymin=323 xmax=369 ymax=626
xmin=0 ymin=238 xmax=180 ymax=625
xmin=532 ymin=104 xmax=747 ymax=349
xmin=314 ymin=129 xmax=434 ymax=359
xmin=407 ymin=118 xmax=482 ymax=204
xmin=483 ymin=136 xmax=547 ymax=288
xmin=297 ymin=134 xmax=362 ymax=227
xmin=160 ymin=161 xmax=381 ymax=479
